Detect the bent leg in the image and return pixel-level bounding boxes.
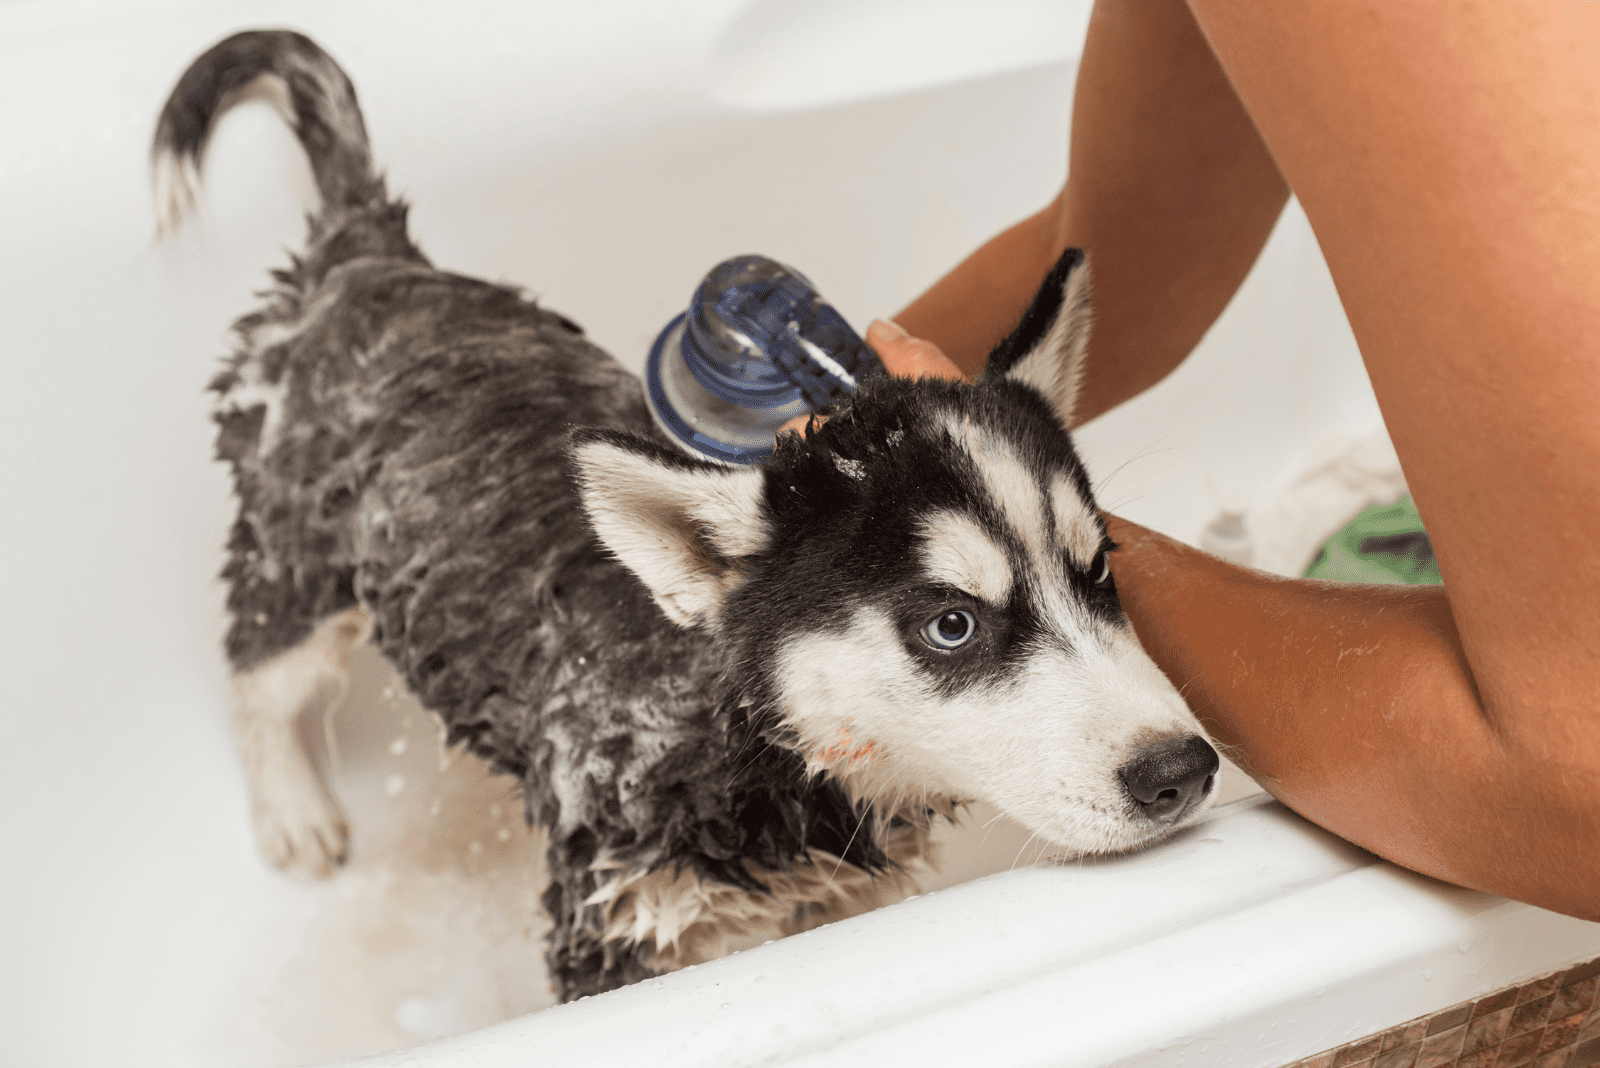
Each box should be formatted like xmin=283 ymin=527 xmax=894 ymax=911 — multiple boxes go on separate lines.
xmin=232 ymin=606 xmax=372 ymax=879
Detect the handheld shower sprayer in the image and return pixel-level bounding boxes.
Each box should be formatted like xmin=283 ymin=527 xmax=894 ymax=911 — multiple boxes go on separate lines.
xmin=644 ymin=255 xmax=884 ymax=465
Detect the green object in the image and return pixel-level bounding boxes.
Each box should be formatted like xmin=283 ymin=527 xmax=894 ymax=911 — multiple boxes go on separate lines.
xmin=1303 ymin=494 xmax=1443 ymax=586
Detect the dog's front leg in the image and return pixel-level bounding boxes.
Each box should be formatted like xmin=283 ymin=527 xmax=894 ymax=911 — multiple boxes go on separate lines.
xmin=540 ymin=841 xmax=656 ymax=1001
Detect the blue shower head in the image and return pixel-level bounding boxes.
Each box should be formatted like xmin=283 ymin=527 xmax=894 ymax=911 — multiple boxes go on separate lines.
xmin=644 ymin=255 xmax=884 ymax=465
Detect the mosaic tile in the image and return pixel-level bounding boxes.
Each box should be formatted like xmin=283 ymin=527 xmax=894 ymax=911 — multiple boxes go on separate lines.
xmin=1498 ymin=1028 xmax=1549 ymax=1068
xmin=1478 ymin=991 xmax=1525 ymax=1019
xmin=1513 ymin=998 xmax=1559 ymax=1038
xmin=1524 ymin=978 xmax=1567 ymax=1005
xmin=1276 ymin=955 xmax=1600 ymax=1068
xmin=1375 ymin=1041 xmax=1422 ymax=1068
xmin=1532 ymin=1049 xmax=1574 ymax=1068
xmin=1554 ymin=980 xmax=1600 ymax=1023
xmin=1569 ymin=1038 xmax=1600 ymax=1068
xmin=1504 ymin=997 xmax=1555 ymax=1036
xmin=1338 ymin=1036 xmax=1389 ymax=1067
xmin=1545 ymin=1013 xmax=1589 ymax=1052
xmin=1292 ymin=1051 xmax=1339 ymax=1068
xmin=1385 ymin=1022 xmax=1432 ymax=1053
xmin=1466 ymin=1009 xmax=1514 ymax=1055
xmin=1418 ymin=1025 xmax=1469 ymax=1068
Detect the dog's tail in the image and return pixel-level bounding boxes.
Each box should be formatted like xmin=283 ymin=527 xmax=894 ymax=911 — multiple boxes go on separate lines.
xmin=152 ymin=30 xmax=381 ymax=236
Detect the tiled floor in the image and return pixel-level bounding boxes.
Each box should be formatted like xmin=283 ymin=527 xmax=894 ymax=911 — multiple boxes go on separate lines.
xmin=1283 ymin=956 xmax=1600 ymax=1068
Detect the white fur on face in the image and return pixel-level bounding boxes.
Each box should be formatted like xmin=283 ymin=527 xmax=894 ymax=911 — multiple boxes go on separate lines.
xmin=774 ymin=601 xmax=1208 ymax=855
xmin=572 ymin=441 xmax=769 ymax=628
xmin=919 ymin=509 xmax=1013 ymax=605
xmin=1050 ymin=472 xmax=1101 ymax=570
xmin=942 ymin=412 xmax=1105 ymax=579
xmin=942 ymin=414 xmax=1049 ymax=561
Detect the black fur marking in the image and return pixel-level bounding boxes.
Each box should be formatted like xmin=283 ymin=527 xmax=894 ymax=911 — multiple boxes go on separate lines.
xmin=725 ymin=373 xmax=1126 ymax=708
xmin=982 ymin=246 xmax=1086 ymax=379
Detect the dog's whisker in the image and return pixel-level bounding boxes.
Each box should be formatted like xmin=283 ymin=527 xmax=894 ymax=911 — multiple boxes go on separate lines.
xmin=1008 ymin=829 xmax=1043 ymax=874
xmin=1092 ymin=440 xmax=1185 ymax=491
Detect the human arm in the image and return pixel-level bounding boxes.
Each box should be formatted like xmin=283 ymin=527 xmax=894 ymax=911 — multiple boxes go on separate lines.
xmin=871 ymin=0 xmax=1600 ymax=919
xmin=1158 ymin=0 xmax=1600 ymax=916
xmin=1103 ymin=515 xmax=1600 ymax=921
xmin=891 ymin=0 xmax=1289 ymax=424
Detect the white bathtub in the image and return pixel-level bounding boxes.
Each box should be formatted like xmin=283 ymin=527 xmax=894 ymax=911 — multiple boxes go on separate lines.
xmin=3 ymin=1 xmax=1596 ymax=1065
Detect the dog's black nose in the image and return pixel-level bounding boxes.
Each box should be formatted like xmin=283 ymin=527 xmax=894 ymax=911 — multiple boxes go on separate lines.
xmin=1119 ymin=735 xmax=1219 ymax=822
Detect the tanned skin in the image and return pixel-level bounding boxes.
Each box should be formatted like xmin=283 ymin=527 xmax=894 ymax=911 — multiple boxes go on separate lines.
xmin=865 ymin=0 xmax=1600 ymax=920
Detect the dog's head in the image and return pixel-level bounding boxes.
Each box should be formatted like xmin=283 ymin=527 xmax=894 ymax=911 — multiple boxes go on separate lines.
xmin=571 ymin=249 xmax=1217 ymax=855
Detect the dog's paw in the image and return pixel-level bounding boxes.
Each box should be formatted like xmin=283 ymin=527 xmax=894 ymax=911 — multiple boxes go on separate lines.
xmin=251 ymin=789 xmax=350 ymax=879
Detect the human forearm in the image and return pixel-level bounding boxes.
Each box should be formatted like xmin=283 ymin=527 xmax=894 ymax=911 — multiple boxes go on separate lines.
xmin=894 ymin=0 xmax=1289 ymax=420
xmin=1104 ymin=514 xmax=1600 ymax=921
xmin=893 ymin=200 xmax=1064 ymax=379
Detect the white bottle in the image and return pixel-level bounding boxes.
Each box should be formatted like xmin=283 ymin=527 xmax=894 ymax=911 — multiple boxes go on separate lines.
xmin=1201 ymin=508 xmax=1255 ymax=567
xmin=1200 ymin=476 xmax=1255 ymax=566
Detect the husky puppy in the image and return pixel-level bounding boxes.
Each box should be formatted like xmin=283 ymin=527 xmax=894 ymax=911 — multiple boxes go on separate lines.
xmin=155 ymin=30 xmax=1219 ymax=1001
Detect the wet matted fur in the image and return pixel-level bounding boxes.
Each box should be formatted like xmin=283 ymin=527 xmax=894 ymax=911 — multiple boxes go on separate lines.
xmin=156 ymin=30 xmax=1218 ymax=1002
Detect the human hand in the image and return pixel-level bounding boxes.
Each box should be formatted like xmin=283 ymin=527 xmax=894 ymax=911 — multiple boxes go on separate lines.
xmin=862 ymin=318 xmax=968 ymax=384
xmin=780 ymin=320 xmax=968 ymax=437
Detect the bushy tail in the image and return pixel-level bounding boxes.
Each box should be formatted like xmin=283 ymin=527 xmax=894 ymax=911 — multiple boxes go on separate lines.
xmin=151 ymin=30 xmax=380 ymax=235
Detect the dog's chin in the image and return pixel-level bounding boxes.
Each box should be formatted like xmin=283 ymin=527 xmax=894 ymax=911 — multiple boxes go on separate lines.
xmin=1020 ymin=793 xmax=1218 ymax=860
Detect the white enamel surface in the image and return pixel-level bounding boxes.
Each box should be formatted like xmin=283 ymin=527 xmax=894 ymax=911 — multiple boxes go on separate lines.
xmin=2 ymin=1 xmax=1595 ymax=1066
xmin=335 ymin=798 xmax=1600 ymax=1068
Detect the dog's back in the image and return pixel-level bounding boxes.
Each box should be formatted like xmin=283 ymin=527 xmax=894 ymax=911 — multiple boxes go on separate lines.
xmin=157 ymin=31 xmax=900 ymax=1000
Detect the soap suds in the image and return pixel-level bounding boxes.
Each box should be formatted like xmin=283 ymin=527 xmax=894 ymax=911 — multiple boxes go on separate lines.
xmin=210 ymin=643 xmax=554 ymax=1067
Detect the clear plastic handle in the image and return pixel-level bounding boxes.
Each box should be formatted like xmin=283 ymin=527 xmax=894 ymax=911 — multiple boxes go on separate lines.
xmin=645 ymin=255 xmax=883 ymax=464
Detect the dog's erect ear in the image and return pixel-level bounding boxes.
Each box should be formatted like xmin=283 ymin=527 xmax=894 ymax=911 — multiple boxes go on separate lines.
xmin=568 ymin=429 xmax=770 ymax=628
xmin=983 ymin=247 xmax=1092 ymax=429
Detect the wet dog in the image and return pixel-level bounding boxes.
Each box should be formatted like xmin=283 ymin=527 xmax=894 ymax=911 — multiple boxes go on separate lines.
xmin=155 ymin=30 xmax=1219 ymax=1001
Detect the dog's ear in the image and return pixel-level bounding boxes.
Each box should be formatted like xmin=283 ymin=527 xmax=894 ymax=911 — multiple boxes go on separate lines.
xmin=568 ymin=429 xmax=770 ymax=628
xmin=982 ymin=247 xmax=1092 ymax=429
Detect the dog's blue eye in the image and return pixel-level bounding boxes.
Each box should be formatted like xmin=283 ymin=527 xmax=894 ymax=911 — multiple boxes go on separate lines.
xmin=922 ymin=609 xmax=978 ymax=650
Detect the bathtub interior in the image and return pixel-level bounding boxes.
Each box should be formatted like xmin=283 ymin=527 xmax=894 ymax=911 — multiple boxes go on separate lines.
xmin=0 ymin=1 xmax=1421 ymax=1065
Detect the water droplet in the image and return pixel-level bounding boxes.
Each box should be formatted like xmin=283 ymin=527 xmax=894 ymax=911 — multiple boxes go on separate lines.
xmin=497 ymin=828 xmax=511 ymax=842
xmin=389 ymin=737 xmax=408 ymax=756
xmin=385 ymin=774 xmax=405 ymax=796
xmin=577 ymin=656 xmax=586 ymax=665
